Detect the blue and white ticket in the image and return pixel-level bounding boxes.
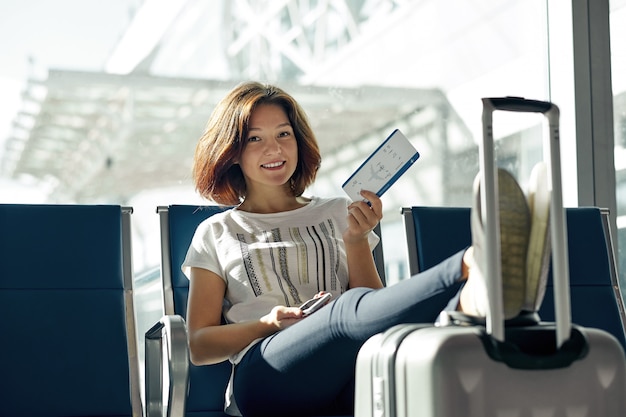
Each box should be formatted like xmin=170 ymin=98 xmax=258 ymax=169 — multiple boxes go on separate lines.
xmin=342 ymin=129 xmax=420 ymax=202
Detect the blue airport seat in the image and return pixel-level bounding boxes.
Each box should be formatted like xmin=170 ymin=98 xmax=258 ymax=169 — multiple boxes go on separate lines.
xmin=146 ymin=204 xmax=386 ymax=417
xmin=401 ymin=206 xmax=626 ymax=351
xmin=0 ymin=204 xmax=142 ymax=417
xmin=147 ymin=205 xmax=231 ymax=417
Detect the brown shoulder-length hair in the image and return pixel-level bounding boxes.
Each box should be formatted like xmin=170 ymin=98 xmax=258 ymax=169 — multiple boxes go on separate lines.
xmin=193 ymin=81 xmax=321 ymax=205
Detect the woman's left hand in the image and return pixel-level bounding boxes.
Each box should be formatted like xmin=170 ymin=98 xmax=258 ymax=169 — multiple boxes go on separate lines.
xmin=344 ymin=189 xmax=383 ymax=244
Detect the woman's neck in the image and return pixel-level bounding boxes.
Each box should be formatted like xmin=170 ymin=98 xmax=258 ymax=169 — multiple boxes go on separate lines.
xmin=238 ymin=193 xmax=310 ymax=214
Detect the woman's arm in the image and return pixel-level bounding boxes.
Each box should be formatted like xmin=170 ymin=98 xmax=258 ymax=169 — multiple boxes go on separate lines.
xmin=186 ymin=267 xmax=303 ymax=365
xmin=343 ymin=190 xmax=385 ymax=290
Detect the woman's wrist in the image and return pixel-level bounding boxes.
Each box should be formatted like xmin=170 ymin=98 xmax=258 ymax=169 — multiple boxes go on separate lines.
xmin=342 ymin=234 xmax=370 ymax=246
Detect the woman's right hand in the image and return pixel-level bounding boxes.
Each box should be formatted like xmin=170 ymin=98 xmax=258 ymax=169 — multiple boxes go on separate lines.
xmin=188 ymin=267 xmax=308 ymax=365
xmin=260 ymin=305 xmax=304 ymax=331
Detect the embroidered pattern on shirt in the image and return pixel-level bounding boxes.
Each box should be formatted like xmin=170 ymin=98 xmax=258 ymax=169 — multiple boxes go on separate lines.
xmin=318 ymin=219 xmax=341 ymax=291
xmin=266 ymin=228 xmax=300 ymax=305
xmin=237 ymin=233 xmax=262 ymax=296
xmin=289 ymin=227 xmax=309 ymax=285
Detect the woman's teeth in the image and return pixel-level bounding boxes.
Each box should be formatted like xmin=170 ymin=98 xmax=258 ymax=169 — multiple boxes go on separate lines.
xmin=262 ymin=161 xmax=284 ymax=168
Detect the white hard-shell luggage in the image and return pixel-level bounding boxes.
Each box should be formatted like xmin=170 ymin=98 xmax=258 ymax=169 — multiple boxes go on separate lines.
xmin=354 ymin=97 xmax=626 ymax=417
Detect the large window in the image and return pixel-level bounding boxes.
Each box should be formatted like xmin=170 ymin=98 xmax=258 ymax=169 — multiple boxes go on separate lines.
xmin=612 ymin=1 xmax=626 ymax=289
xmin=0 ymin=1 xmax=556 ymax=283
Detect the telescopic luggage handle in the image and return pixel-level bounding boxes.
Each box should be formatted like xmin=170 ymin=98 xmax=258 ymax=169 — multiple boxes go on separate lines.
xmin=486 ymin=96 xmax=554 ymax=113
xmin=481 ymin=97 xmax=571 ymax=348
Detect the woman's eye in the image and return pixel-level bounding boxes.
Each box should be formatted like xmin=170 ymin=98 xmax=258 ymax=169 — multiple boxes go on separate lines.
xmin=278 ymin=131 xmax=291 ymax=138
xmin=247 ymin=136 xmax=261 ymax=142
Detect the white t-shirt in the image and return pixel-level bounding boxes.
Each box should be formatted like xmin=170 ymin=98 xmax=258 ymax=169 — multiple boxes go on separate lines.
xmin=183 ymin=196 xmax=379 ymax=352
xmin=182 ymin=196 xmax=379 ymax=415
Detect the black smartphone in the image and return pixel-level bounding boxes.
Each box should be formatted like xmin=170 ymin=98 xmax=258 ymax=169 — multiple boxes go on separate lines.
xmin=299 ymin=293 xmax=332 ymax=316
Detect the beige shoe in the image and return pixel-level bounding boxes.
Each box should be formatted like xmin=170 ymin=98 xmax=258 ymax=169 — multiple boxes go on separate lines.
xmin=466 ymin=168 xmax=531 ymax=319
xmin=524 ymin=162 xmax=551 ymax=312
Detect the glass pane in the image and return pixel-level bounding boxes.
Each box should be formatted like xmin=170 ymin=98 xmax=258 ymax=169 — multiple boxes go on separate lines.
xmin=0 ymin=1 xmax=550 ymax=285
xmin=0 ymin=1 xmax=556 ymax=394
xmin=611 ymin=0 xmax=626 ymax=291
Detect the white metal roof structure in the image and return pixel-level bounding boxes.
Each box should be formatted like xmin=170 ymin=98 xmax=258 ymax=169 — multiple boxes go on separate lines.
xmin=2 ymin=69 xmax=471 ymax=206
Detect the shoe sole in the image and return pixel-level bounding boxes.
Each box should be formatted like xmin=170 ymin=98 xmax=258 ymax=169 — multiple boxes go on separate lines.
xmin=497 ymin=169 xmax=531 ymax=319
xmin=469 ymin=169 xmax=531 ymax=319
xmin=525 ymin=162 xmax=551 ymax=312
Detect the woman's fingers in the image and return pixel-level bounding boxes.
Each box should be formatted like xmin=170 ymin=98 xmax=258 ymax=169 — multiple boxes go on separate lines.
xmin=359 ymin=190 xmax=383 ymax=217
xmin=347 ymin=190 xmax=383 ymax=229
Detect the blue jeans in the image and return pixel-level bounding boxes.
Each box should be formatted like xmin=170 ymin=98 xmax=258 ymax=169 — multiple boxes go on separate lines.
xmin=234 ymin=249 xmax=466 ymax=417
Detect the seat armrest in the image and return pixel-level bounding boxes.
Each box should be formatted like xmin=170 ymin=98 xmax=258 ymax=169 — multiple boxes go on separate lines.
xmin=145 ymin=315 xmax=190 ymax=417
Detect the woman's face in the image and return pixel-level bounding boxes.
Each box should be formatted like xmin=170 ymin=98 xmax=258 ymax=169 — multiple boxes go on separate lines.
xmin=238 ymin=103 xmax=299 ymax=192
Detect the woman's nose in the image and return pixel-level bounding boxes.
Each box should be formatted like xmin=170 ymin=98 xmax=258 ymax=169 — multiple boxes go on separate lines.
xmin=264 ymin=138 xmax=282 ymax=154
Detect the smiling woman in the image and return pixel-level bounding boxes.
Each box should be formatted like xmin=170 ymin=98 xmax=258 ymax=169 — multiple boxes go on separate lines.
xmin=177 ymin=80 xmax=503 ymax=417
xmin=192 ymin=82 xmax=321 ymax=207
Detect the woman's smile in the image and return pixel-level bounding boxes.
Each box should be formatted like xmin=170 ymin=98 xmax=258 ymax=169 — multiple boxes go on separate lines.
xmin=261 ymin=160 xmax=286 ymax=169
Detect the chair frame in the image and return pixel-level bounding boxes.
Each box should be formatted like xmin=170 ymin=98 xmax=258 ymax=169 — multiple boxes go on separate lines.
xmin=144 ymin=206 xmax=194 ymax=417
xmin=122 ymin=206 xmax=145 ymax=417
xmin=598 ymin=208 xmax=626 ymax=337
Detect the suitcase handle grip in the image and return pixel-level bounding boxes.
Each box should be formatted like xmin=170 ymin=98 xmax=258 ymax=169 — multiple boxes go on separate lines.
xmin=484 ymin=97 xmax=554 ymax=114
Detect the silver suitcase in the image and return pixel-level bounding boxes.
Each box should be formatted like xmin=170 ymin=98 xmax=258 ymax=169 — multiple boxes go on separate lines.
xmin=355 ymin=97 xmax=626 ymax=417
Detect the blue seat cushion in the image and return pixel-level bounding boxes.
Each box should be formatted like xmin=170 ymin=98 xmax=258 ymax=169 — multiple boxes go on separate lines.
xmin=1 ymin=290 xmax=132 ymax=416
